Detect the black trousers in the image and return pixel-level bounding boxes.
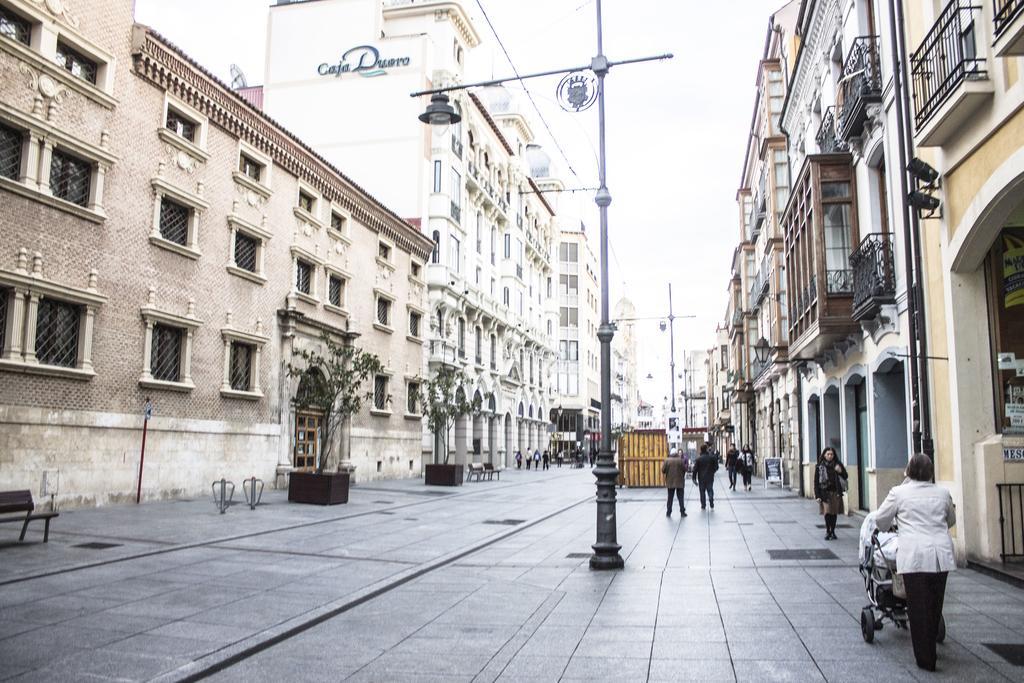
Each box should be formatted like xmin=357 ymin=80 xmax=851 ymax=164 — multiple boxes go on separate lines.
xmin=824 ymin=513 xmax=837 ymax=534
xmin=903 ymin=571 xmax=948 ymax=671
xmin=666 ymin=485 xmax=685 ymax=514
xmin=699 ymin=480 xmax=714 ymax=508
xmin=741 ymin=468 xmax=752 ymax=487
xmin=727 ymin=466 xmax=737 ymax=488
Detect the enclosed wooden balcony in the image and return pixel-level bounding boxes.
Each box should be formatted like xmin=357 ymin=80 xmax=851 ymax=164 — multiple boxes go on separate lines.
xmin=782 ymin=153 xmax=861 ymax=359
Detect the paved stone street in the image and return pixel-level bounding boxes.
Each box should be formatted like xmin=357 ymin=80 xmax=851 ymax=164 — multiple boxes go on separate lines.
xmin=2 ymin=469 xmax=1023 ymax=682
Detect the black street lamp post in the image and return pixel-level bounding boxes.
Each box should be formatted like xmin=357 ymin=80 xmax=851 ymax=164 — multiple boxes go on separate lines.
xmin=412 ymin=0 xmax=671 ymax=571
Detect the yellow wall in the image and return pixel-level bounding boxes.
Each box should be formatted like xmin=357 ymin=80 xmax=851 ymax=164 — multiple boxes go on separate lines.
xmin=945 ymin=107 xmax=1024 ymax=240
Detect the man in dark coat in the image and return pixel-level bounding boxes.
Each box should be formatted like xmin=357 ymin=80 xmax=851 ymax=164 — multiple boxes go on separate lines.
xmin=725 ymin=447 xmax=739 ymax=491
xmin=662 ymin=448 xmax=687 ymax=517
xmin=693 ymin=443 xmax=719 ymax=510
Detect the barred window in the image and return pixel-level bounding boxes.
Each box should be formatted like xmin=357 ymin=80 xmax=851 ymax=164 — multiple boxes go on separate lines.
xmin=373 ymin=375 xmax=388 ymax=410
xmin=0 ymin=7 xmax=30 ymax=45
xmin=50 ymin=150 xmax=91 ymax=207
xmin=411 ymin=261 xmax=421 ymax=278
xmin=328 ymin=274 xmax=345 ymax=308
xmin=150 ymin=323 xmax=182 ymax=382
xmin=378 ymin=242 xmax=391 ymax=261
xmin=35 ymin=298 xmax=80 ymax=368
xmin=55 ymin=41 xmax=97 ymax=84
xmin=158 ymin=197 xmax=190 ymax=246
xmin=376 ymin=296 xmax=391 ymax=326
xmin=0 ymin=121 xmax=22 ymax=181
xmin=234 ymin=232 xmax=258 ymax=272
xmin=165 ymin=109 xmax=196 ymax=142
xmin=409 ymin=311 xmax=421 ymax=338
xmin=296 ymin=260 xmax=312 ymax=295
xmin=229 ymin=341 xmax=254 ymax=391
xmin=407 ymin=382 xmax=420 ymax=414
xmin=298 ymin=190 xmax=315 ymax=214
xmin=239 ymin=153 xmax=262 ymax=182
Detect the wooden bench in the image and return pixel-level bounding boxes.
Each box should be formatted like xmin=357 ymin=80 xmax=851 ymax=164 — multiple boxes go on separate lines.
xmin=483 ymin=463 xmax=500 ymax=481
xmin=0 ymin=490 xmax=59 ymax=543
xmin=466 ymin=463 xmax=486 ymax=482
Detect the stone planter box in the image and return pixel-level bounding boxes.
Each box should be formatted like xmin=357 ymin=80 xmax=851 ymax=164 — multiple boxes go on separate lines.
xmin=424 ymin=464 xmax=463 ymax=487
xmin=288 ymin=471 xmax=350 ymax=505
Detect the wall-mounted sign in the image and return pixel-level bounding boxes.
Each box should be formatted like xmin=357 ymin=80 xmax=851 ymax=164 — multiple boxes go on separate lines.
xmin=318 ymin=45 xmax=410 ymax=78
xmin=1004 ymin=447 xmax=1024 ymax=461
xmin=557 ymin=70 xmax=598 ymax=112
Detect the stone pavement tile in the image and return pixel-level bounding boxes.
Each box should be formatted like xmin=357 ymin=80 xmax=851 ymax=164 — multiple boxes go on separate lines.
xmin=491 ymin=653 xmax=570 ymax=681
xmin=0 ymin=594 xmax=123 ymax=626
xmin=648 ymin=658 xmax=736 ymax=682
xmin=560 ymin=655 xmax=652 ymax=682
xmin=654 ymin=624 xmax=726 ymax=642
xmin=185 ymin=593 xmax=325 ymax=628
xmin=720 ymin=612 xmax=792 ymax=629
xmin=814 ymin=656 xmax=919 ymax=682
xmin=652 ymin=640 xmax=730 ymax=660
xmin=145 ymin=618 xmax=257 ymax=644
xmin=726 ymin=629 xmax=810 ymax=661
xmin=350 ymin=651 xmax=492 ymax=678
xmin=100 ymin=632 xmax=215 ymax=658
xmin=60 ymin=610 xmax=175 ymax=635
xmin=23 ymin=648 xmax=187 ymax=682
xmin=580 ymin=624 xmax=653 ymax=642
xmin=731 ymin=660 xmax=825 ymax=682
xmin=390 ymin=636 xmax=508 ymax=657
xmin=211 ymin=654 xmax=362 ymax=683
xmin=0 ymin=619 xmax=39 ymax=640
xmin=573 ymin=636 xmax=651 ymax=658
xmin=69 ymin=577 xmax=188 ymax=603
xmin=0 ymin=628 xmax=87 ymax=669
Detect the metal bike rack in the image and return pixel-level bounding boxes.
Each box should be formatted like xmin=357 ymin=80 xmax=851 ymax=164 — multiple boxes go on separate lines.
xmin=243 ymin=477 xmax=265 ymax=510
xmin=211 ymin=478 xmax=235 ymax=514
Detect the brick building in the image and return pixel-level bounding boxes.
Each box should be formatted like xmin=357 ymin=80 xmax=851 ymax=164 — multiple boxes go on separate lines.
xmin=0 ymin=0 xmax=432 ymax=507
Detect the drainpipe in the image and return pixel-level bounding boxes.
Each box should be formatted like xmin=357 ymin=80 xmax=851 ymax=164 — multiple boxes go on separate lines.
xmin=888 ymin=0 xmax=927 ymax=461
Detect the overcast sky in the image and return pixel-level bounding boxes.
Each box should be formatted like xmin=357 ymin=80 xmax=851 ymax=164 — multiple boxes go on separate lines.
xmin=134 ymin=0 xmax=785 ymax=411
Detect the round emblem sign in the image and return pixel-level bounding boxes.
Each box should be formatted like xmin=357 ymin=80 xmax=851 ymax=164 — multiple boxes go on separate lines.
xmin=557 ymin=71 xmax=599 ymax=113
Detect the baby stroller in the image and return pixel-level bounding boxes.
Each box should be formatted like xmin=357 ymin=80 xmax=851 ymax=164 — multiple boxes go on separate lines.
xmin=858 ymin=512 xmax=946 ymax=644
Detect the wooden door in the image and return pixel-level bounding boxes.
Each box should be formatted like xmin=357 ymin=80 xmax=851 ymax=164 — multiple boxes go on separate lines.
xmin=294 ymin=412 xmax=322 ymax=471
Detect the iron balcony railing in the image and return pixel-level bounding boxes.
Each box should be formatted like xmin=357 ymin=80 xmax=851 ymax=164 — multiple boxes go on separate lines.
xmin=998 ymin=483 xmax=1024 ymax=560
xmin=995 ymin=0 xmax=1024 ymax=38
xmin=816 ymin=107 xmax=849 ymax=154
xmin=825 ymin=268 xmax=854 ymax=294
xmin=837 ymin=36 xmax=883 ymax=140
xmin=850 ymin=232 xmax=896 ymax=320
xmin=911 ymin=1 xmax=986 ymax=130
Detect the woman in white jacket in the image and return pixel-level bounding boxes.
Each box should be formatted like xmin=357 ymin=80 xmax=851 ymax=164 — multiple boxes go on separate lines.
xmin=875 ymin=453 xmax=956 ymax=672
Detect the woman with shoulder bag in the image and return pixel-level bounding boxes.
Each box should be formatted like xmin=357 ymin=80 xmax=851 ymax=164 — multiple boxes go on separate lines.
xmin=875 ymin=453 xmax=956 ymax=672
xmin=814 ymin=447 xmax=848 ymax=540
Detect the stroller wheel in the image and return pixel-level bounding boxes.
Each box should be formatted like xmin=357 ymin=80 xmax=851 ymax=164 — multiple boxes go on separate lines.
xmin=937 ymin=615 xmax=946 ymax=643
xmin=861 ymin=608 xmax=875 ymax=643
xmin=875 ymin=618 xmax=883 ymax=631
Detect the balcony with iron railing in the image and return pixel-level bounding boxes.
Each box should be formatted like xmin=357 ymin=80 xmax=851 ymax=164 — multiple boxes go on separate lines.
xmin=911 ymin=1 xmax=990 ymax=146
xmin=816 ymin=107 xmax=850 ymax=154
xmin=850 ymin=232 xmax=896 ymax=321
xmin=837 ymin=36 xmax=882 ymax=141
xmin=994 ymin=0 xmax=1024 ymax=55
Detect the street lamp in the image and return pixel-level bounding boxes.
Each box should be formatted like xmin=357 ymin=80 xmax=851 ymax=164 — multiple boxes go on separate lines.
xmin=413 ymin=1 xmax=671 ymax=571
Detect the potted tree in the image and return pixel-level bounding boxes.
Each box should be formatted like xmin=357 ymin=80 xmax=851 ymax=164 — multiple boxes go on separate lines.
xmin=286 ymin=332 xmax=383 ymax=504
xmin=418 ymin=365 xmax=483 ymax=486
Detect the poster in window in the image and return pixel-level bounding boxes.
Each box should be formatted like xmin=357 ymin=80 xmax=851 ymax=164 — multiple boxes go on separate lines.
xmin=1004 ymin=232 xmax=1024 ymax=308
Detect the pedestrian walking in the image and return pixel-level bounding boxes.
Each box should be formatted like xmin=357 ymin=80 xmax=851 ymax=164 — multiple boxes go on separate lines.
xmin=533 ymin=449 xmax=541 ymax=469
xmin=542 ymin=450 xmax=550 ymax=470
xmin=874 ymin=453 xmax=956 ymax=673
xmin=515 ymin=450 xmax=523 ymax=469
xmin=692 ymin=443 xmax=718 ymax=510
xmin=814 ymin=447 xmax=848 ymax=540
xmin=740 ymin=445 xmax=756 ymax=491
xmin=589 ymin=446 xmax=597 ymax=467
xmin=662 ymin=448 xmax=687 ymax=517
xmin=725 ymin=447 xmax=739 ymax=491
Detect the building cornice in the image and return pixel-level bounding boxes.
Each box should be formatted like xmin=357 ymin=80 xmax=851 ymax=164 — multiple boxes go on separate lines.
xmin=382 ymin=2 xmax=481 ymax=48
xmin=468 ymin=92 xmax=514 ymax=155
xmin=527 ymin=178 xmax=554 ymax=216
xmin=130 ymin=25 xmax=435 ymax=263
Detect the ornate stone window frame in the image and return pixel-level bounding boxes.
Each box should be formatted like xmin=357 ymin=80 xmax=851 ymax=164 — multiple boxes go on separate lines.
xmin=0 ymin=102 xmax=116 ymax=222
xmin=0 ymin=248 xmax=105 ymax=380
xmin=373 ymin=288 xmax=395 ymax=334
xmin=139 ymin=293 xmax=202 ymax=392
xmin=149 ymin=177 xmax=209 ymax=259
xmin=226 ymin=212 xmax=271 ymax=284
xmin=294 ymin=180 xmax=322 ymax=229
xmin=370 ymin=370 xmax=393 ymax=417
xmin=404 ymin=375 xmax=423 ymax=419
xmin=158 ymin=92 xmax=209 ymax=164
xmin=233 ymin=140 xmax=272 ymax=199
xmin=0 ymin=0 xmax=117 ymax=108
xmin=219 ymin=322 xmax=269 ymax=400
xmin=406 ymin=303 xmax=426 ymax=344
xmin=328 ymin=203 xmax=352 ymax=243
xmin=290 ymin=245 xmax=323 ymax=305
xmin=323 ymin=264 xmax=350 ymax=317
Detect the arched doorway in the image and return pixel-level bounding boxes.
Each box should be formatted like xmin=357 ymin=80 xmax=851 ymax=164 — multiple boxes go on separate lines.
xmin=454 ymin=387 xmax=469 ymax=465
xmin=843 ymin=372 xmax=869 ymax=510
xmin=873 ymin=357 xmax=909 ymax=472
xmin=504 ymin=411 xmax=514 ymax=462
xmin=472 ymin=390 xmax=484 ymax=463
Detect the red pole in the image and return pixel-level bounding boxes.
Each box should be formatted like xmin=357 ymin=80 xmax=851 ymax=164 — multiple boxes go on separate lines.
xmin=137 ymin=399 xmax=151 ymax=504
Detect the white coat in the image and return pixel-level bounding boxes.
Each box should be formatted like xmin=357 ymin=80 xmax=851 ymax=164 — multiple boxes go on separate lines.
xmin=875 ymin=479 xmax=956 ymax=574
